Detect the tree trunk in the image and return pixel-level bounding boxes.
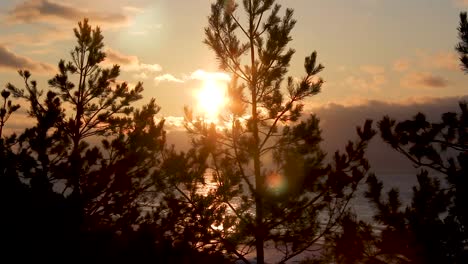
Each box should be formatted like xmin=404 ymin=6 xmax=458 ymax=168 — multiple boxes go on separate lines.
xmin=249 ymin=1 xmax=264 ymax=261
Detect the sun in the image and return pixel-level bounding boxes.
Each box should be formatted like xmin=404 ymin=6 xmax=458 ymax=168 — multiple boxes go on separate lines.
xmin=196 ymin=79 xmax=228 ymax=120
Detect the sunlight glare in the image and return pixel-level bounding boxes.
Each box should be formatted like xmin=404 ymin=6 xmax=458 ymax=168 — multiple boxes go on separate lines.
xmin=197 ymin=79 xmax=228 ymax=120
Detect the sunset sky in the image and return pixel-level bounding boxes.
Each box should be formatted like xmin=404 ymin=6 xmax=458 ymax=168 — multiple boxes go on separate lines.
xmin=1 ymin=0 xmax=468 ymax=128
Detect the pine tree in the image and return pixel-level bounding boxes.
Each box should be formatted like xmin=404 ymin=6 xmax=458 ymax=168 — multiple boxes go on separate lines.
xmin=368 ymin=12 xmax=468 ymax=263
xmin=0 ymin=89 xmax=20 ymax=138
xmin=2 ymin=19 xmax=166 ymax=261
xmin=456 ymin=12 xmax=468 ymax=73
xmin=321 ymin=11 xmax=468 ymax=264
xmin=162 ymin=1 xmax=375 ymax=263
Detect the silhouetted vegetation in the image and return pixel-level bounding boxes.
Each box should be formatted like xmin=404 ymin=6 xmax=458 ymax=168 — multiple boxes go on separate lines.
xmin=2 ymin=2 xmax=468 ymax=264
xmin=318 ymin=11 xmax=468 ymax=264
xmin=155 ymin=1 xmax=376 ymax=263
xmin=0 ymin=19 xmax=229 ymax=263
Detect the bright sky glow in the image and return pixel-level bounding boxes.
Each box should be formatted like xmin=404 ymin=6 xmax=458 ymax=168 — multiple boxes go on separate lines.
xmin=196 ymin=79 xmax=228 ymax=121
xmin=1 ymin=0 xmax=468 ymax=118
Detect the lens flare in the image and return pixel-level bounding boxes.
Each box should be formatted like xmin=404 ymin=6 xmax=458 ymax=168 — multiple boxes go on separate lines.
xmin=265 ymin=171 xmax=287 ymax=195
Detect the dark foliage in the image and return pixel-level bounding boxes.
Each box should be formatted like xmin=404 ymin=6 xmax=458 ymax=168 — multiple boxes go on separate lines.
xmin=157 ymin=1 xmax=376 ymax=263
xmin=321 ymin=11 xmax=468 ymax=264
xmin=0 ymin=19 xmax=230 ymax=263
xmin=456 ymin=12 xmax=468 ymax=73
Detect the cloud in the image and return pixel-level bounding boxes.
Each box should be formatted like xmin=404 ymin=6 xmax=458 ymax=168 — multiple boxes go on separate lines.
xmin=393 ymin=51 xmax=458 ymax=75
xmin=401 ymin=72 xmax=449 ymax=88
xmin=430 ymin=51 xmax=458 ymax=71
xmin=104 ymin=48 xmax=162 ymax=73
xmin=133 ymin=72 xmax=148 ymax=80
xmin=343 ymin=65 xmax=387 ymax=92
xmin=393 ymin=58 xmax=411 ymax=72
xmin=163 ymin=95 xmax=468 ymax=173
xmin=128 ymin=63 xmax=162 ymax=73
xmin=6 ymin=0 xmax=130 ymax=27
xmin=105 ymin=48 xmax=138 ymax=65
xmin=152 ymin=69 xmax=231 ymax=85
xmin=122 ymin=6 xmax=144 ymax=14
xmin=163 ymin=116 xmax=185 ymax=129
xmin=310 ymin=95 xmax=468 ymax=174
xmin=154 ymin=74 xmax=184 ymax=84
xmin=0 ymin=109 xmax=36 ymax=136
xmin=0 ymin=27 xmax=71 ymax=47
xmin=0 ymin=45 xmax=55 ymax=74
xmin=190 ymin=69 xmax=231 ymax=81
xmin=345 ymin=75 xmax=386 ymax=92
xmin=417 ymin=50 xmax=459 ymax=71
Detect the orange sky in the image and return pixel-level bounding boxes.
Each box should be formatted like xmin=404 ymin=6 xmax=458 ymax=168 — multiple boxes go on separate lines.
xmin=1 ymin=0 xmax=468 ymax=119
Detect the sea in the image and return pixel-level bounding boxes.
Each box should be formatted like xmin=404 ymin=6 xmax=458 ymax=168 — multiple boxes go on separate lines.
xmin=197 ymin=171 xmax=423 ymax=263
xmin=350 ymin=172 xmax=418 ymax=222
xmin=240 ymin=172 xmax=422 ymax=263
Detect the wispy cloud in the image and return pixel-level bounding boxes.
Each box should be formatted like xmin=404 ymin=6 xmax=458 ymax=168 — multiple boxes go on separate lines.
xmin=126 ymin=63 xmax=162 ymax=73
xmin=401 ymin=71 xmax=449 ymax=88
xmin=0 ymin=45 xmax=55 ymax=74
xmin=154 ymin=74 xmax=184 ymax=84
xmin=344 ymin=75 xmax=386 ymax=92
xmin=122 ymin=6 xmax=144 ymax=14
xmin=105 ymin=48 xmax=139 ymax=65
xmin=133 ymin=72 xmax=148 ymax=80
xmin=6 ymin=0 xmax=130 ymax=27
xmin=1 ymin=1 xmax=139 ymax=50
xmin=152 ymin=69 xmax=231 ymax=85
xmin=342 ymin=64 xmax=386 ymax=92
xmin=392 ymin=51 xmax=458 ymax=74
xmin=393 ymin=58 xmax=411 ymax=72
xmin=163 ymin=116 xmax=185 ymax=129
xmin=417 ymin=50 xmax=459 ymax=71
xmin=0 ymin=27 xmax=71 ymax=47
xmin=0 ymin=110 xmax=36 ymax=136
xmin=104 ymin=48 xmax=162 ymax=73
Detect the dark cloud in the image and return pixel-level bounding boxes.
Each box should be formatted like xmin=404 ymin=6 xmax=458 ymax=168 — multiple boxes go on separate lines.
xmin=311 ymin=96 xmax=468 ymax=174
xmin=0 ymin=45 xmax=55 ymax=73
xmin=419 ymin=75 xmax=449 ymax=88
xmin=5 ymin=88 xmax=464 ymax=176
xmin=7 ymin=0 xmax=129 ymax=26
xmin=401 ymin=72 xmax=449 ymax=88
xmin=104 ymin=48 xmax=162 ymax=73
xmin=105 ymin=48 xmax=138 ymax=65
xmin=166 ymin=96 xmax=468 ymax=175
